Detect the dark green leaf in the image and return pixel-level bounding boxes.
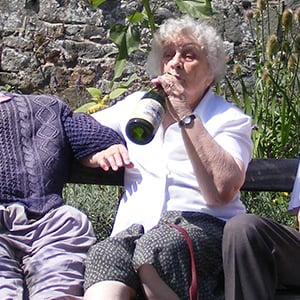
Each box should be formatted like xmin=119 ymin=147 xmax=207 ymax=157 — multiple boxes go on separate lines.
xmin=175 ymin=0 xmax=214 ymax=18
xmin=88 ymin=0 xmax=106 ymax=9
xmin=86 ymin=87 xmax=102 ymax=100
xmin=127 ymin=11 xmax=144 ymax=24
xmin=110 ymin=24 xmax=128 ymax=60
xmin=109 ymin=24 xmax=127 ymax=48
xmin=126 ymin=26 xmax=140 ymax=55
xmin=74 ymin=101 xmax=97 ymax=113
xmin=113 ymin=59 xmax=127 ymax=80
xmin=109 ymin=87 xmax=128 ymax=99
xmin=122 ymin=73 xmax=140 ymax=87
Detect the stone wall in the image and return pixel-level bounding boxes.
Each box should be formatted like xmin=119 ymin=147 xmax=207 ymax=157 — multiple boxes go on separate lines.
xmin=1 ymin=0 xmax=127 ymax=106
xmin=0 ymin=0 xmax=297 ymax=108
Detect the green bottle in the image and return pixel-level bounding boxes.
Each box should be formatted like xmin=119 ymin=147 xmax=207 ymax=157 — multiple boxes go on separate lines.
xmin=126 ymin=86 xmax=166 ymax=145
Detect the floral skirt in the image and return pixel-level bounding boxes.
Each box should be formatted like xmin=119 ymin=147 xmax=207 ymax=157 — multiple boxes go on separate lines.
xmin=84 ymin=211 xmax=225 ymax=300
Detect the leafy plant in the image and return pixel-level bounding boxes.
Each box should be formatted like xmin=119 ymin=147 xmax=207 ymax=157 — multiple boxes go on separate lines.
xmin=225 ymin=2 xmax=300 ymax=159
xmin=106 ymin=0 xmax=214 ymax=81
xmin=224 ymin=2 xmax=300 ymax=228
xmin=75 ymin=73 xmax=139 ymax=113
xmin=175 ymin=0 xmax=214 ymax=18
xmin=77 ymin=0 xmax=215 ymax=113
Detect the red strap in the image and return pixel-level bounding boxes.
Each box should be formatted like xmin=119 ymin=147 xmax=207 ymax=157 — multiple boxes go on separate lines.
xmin=170 ymin=223 xmax=199 ymax=300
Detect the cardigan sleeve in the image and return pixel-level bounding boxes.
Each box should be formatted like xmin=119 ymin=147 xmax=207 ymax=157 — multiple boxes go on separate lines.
xmin=63 ymin=108 xmax=126 ymax=160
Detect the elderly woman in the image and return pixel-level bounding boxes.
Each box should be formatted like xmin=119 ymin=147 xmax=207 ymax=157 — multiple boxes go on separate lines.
xmin=83 ymin=15 xmax=253 ymax=300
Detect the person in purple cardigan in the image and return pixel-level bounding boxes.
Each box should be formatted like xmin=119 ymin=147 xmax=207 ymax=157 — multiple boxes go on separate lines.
xmin=0 ymin=91 xmax=126 ymax=299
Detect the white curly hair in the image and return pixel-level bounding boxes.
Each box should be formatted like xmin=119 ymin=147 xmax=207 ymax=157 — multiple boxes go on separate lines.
xmin=146 ymin=15 xmax=226 ymax=85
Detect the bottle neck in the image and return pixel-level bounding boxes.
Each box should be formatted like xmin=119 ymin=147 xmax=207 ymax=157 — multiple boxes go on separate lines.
xmin=143 ymin=85 xmax=166 ymax=104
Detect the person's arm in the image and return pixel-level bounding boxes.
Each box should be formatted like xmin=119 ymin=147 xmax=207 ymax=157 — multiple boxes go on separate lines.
xmin=154 ymin=74 xmax=252 ymax=206
xmin=180 ymin=118 xmax=248 ymax=206
xmin=63 ymin=107 xmax=126 ymax=160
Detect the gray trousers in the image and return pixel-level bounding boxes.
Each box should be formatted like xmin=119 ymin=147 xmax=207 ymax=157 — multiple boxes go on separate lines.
xmin=0 ymin=204 xmax=96 ymax=300
xmin=222 ymin=214 xmax=300 ymax=300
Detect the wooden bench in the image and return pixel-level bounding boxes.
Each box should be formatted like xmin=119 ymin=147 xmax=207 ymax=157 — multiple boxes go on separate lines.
xmin=68 ymin=158 xmax=299 ymax=299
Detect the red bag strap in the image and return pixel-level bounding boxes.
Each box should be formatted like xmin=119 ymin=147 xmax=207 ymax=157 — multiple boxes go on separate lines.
xmin=170 ymin=223 xmax=199 ymax=300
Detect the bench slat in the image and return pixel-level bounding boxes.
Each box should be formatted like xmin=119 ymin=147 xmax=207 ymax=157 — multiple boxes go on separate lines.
xmin=69 ymin=160 xmax=124 ymax=185
xmin=242 ymin=158 xmax=298 ymax=192
xmin=68 ymin=158 xmax=298 ymax=192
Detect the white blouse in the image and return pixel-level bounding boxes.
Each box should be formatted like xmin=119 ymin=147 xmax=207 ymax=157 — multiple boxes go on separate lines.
xmin=92 ymin=89 xmax=253 ymax=235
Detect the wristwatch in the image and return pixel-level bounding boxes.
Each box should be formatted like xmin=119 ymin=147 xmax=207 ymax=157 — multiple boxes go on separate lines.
xmin=178 ymin=114 xmax=196 ymax=128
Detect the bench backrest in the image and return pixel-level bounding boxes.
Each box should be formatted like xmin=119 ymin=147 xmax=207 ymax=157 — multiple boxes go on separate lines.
xmin=68 ymin=158 xmax=299 ymax=192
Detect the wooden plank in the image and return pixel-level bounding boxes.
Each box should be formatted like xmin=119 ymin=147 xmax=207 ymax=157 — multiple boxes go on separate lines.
xmin=242 ymin=158 xmax=298 ymax=192
xmin=68 ymin=158 xmax=299 ymax=192
xmin=68 ymin=160 xmax=124 ymax=185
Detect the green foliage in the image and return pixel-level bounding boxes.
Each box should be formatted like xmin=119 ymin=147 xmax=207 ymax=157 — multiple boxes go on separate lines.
xmin=175 ymin=0 xmax=214 ymax=19
xmin=242 ymin=191 xmax=297 ymax=229
xmin=77 ymin=0 xmax=215 ymax=114
xmin=87 ymin=0 xmax=106 ymax=9
xmin=75 ymin=73 xmax=140 ymax=113
xmin=63 ymin=183 xmax=121 ymax=240
xmin=224 ymin=2 xmax=300 ymax=227
xmin=225 ymin=2 xmax=300 ymax=159
xmin=2 ymin=84 xmax=14 ymax=92
xmin=109 ymin=14 xmax=141 ymax=80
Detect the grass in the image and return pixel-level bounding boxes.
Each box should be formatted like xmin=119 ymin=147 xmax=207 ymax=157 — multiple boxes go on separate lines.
xmin=63 ymin=183 xmax=121 ymax=240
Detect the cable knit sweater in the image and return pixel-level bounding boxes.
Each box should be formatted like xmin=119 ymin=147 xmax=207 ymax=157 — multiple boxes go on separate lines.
xmin=0 ymin=91 xmax=124 ymax=218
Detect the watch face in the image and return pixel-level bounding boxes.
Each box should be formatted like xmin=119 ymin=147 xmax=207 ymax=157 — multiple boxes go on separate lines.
xmin=184 ymin=116 xmax=193 ymax=124
xmin=179 ymin=114 xmax=196 ymax=127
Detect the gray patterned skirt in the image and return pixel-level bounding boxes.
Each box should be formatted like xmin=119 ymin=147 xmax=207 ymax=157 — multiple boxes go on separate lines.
xmin=84 ymin=211 xmax=225 ymax=300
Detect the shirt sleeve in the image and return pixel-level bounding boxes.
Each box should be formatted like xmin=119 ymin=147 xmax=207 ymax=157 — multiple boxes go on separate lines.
xmin=214 ymin=114 xmax=253 ymax=167
xmin=197 ymin=91 xmax=253 ymax=169
xmin=63 ymin=107 xmax=126 ymax=160
xmin=288 ymin=159 xmax=300 ymax=214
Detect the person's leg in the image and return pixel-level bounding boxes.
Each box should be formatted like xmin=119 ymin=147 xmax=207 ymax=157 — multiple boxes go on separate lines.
xmin=0 ymin=205 xmax=30 ymax=299
xmin=84 ymin=224 xmax=144 ymax=300
xmin=138 ymin=264 xmax=180 ymax=300
xmin=133 ymin=211 xmax=225 ymax=300
xmin=84 ymin=281 xmax=136 ymax=300
xmin=0 ymin=239 xmax=24 ymax=300
xmin=23 ymin=205 xmax=96 ymax=300
xmin=222 ymin=213 xmax=300 ymax=300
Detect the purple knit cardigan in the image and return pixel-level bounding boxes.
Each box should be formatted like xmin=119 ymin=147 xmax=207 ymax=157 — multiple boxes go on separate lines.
xmin=0 ymin=92 xmax=124 ymax=218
